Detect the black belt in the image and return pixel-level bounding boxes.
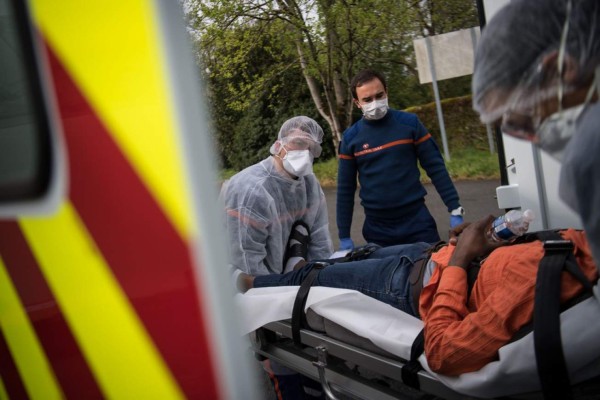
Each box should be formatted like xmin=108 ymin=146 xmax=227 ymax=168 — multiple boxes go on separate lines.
xmin=408 ymin=257 xmax=430 ymax=318
xmin=291 ymin=262 xmax=328 ymax=347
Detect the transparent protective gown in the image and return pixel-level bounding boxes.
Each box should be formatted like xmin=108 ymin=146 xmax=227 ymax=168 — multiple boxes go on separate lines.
xmin=221 ymin=157 xmax=333 ymax=275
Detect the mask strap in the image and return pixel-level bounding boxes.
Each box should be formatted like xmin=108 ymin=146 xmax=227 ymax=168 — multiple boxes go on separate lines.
xmin=274 ymin=142 xmax=288 ymax=160
xmin=591 ymin=66 xmax=600 ymax=101
xmin=582 ymin=69 xmax=598 ymax=107
xmin=557 ymin=0 xmax=573 ymax=112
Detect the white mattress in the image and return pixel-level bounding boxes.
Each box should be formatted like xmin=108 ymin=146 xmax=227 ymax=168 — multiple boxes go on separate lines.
xmin=236 ymin=284 xmax=600 ymax=398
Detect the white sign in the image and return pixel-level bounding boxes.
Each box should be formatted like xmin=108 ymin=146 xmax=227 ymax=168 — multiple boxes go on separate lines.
xmin=414 ymin=27 xmax=480 ymax=84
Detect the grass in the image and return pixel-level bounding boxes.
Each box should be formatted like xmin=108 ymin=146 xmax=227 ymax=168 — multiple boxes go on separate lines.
xmin=220 ymin=149 xmax=500 ymax=186
xmin=423 ymin=148 xmax=501 ymax=183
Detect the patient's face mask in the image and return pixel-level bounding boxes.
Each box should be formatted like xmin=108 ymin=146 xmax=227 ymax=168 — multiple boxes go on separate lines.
xmin=281 ymin=148 xmax=314 ymax=177
xmin=361 ymin=98 xmax=389 ymax=120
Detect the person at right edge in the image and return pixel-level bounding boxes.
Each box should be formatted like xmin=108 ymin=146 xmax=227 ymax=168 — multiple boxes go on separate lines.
xmin=336 ymin=69 xmax=464 ymax=251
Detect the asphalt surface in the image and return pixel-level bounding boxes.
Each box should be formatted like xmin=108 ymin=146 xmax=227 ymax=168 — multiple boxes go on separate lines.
xmin=324 ymin=179 xmax=503 ymax=249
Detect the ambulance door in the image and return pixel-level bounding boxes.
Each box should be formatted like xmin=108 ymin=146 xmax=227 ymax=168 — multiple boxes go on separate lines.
xmin=0 ymin=0 xmax=256 ymax=398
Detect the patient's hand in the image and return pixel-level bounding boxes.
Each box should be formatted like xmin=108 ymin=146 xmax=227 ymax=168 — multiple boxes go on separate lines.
xmin=448 ymin=221 xmax=471 ymax=245
xmin=449 ymin=215 xmax=504 ymax=269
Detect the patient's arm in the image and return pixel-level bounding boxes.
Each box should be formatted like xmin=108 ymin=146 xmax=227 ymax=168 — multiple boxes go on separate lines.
xmin=420 ymin=216 xmax=517 ymax=375
xmin=448 ymin=216 xmax=501 ymax=268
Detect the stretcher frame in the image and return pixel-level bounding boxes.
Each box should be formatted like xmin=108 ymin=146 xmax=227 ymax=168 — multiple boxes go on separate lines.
xmin=252 ymin=320 xmax=485 ymax=400
xmin=240 ymin=279 xmax=600 ymax=400
xmin=252 ymin=318 xmax=600 ymax=400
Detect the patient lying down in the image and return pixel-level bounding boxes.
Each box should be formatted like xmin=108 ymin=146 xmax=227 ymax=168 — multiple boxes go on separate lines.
xmin=235 ymin=216 xmax=597 ymax=376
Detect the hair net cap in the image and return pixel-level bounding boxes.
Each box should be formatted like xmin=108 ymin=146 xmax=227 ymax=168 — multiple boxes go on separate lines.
xmin=472 ymin=0 xmax=600 ymax=124
xmin=269 ymin=116 xmax=324 ymax=157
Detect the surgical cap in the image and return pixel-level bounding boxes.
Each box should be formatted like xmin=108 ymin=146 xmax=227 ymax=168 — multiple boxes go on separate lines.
xmin=269 ymin=116 xmax=324 ymax=157
xmin=473 ymin=0 xmax=600 ymax=124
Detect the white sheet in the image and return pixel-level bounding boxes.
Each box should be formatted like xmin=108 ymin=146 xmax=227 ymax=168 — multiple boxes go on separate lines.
xmin=236 ymin=285 xmax=600 ymax=398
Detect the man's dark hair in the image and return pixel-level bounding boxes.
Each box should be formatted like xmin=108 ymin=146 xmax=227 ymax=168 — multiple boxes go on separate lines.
xmin=350 ymin=69 xmax=388 ymax=100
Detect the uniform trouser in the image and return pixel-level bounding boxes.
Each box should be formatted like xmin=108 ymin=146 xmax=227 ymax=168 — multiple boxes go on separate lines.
xmin=253 ymin=242 xmax=431 ymax=317
xmin=263 ymin=359 xmax=326 ymax=400
xmin=363 ymin=203 xmax=440 ymax=247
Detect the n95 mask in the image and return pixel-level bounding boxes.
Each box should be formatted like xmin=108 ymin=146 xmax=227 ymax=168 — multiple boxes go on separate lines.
xmin=282 ymin=149 xmax=314 ymax=177
xmin=361 ymin=98 xmax=389 ymax=120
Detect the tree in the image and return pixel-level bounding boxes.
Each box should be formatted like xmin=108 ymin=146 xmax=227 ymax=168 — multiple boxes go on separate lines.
xmin=186 ymin=0 xmax=479 ymax=160
xmin=187 ymin=0 xmax=420 ymax=153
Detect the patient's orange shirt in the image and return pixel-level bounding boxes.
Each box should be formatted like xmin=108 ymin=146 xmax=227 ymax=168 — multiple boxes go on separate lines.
xmin=419 ymin=229 xmax=597 ymax=376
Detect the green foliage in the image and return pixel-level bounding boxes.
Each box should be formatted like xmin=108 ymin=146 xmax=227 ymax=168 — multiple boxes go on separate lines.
xmin=312 ymin=157 xmax=339 ymax=187
xmin=187 ymin=0 xmax=482 ymax=170
xmin=406 ymin=94 xmax=491 ymax=152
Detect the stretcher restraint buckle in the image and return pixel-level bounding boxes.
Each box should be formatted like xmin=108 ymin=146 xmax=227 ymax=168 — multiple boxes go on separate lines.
xmin=543 ymin=239 xmax=574 ymax=252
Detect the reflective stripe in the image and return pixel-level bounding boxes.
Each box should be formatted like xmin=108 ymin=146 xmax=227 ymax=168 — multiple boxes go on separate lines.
xmin=415 ymin=133 xmax=432 ymax=145
xmin=354 ymin=138 xmax=414 ymax=157
xmin=31 ymin=0 xmax=193 ymax=239
xmin=0 ymin=221 xmax=103 ymax=398
xmin=0 ymin=376 xmax=8 ymax=400
xmin=339 ymin=154 xmax=354 ymax=160
xmin=19 ymin=204 xmax=184 ymax=400
xmin=0 ymin=256 xmax=63 ymax=399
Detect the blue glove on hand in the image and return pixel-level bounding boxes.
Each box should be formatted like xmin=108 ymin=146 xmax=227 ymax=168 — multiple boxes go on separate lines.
xmin=450 ymin=215 xmax=464 ymax=229
xmin=339 ymin=237 xmax=354 ymax=251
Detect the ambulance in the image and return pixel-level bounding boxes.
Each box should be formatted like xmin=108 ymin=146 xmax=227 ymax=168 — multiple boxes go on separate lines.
xmin=0 ymin=1 xmax=255 ymax=398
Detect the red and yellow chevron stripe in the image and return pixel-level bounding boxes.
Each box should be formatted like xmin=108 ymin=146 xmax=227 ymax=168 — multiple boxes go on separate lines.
xmin=0 ymin=1 xmax=222 ymax=398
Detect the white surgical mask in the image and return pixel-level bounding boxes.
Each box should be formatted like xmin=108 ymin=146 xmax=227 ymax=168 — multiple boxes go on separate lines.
xmin=537 ymin=66 xmax=599 ymax=161
xmin=281 ymin=149 xmax=313 ymax=177
xmin=361 ymin=98 xmax=388 ymax=120
xmin=537 ymin=104 xmax=585 ymax=161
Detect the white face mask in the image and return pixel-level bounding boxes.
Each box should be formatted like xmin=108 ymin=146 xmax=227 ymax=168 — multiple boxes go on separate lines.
xmin=537 ymin=104 xmax=586 ymax=161
xmin=281 ymin=149 xmax=313 ymax=177
xmin=361 ymin=98 xmax=388 ymax=120
xmin=537 ymin=66 xmax=599 ymax=161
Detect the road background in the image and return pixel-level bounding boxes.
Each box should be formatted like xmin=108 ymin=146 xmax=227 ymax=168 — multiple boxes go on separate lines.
xmin=324 ymin=179 xmax=502 ymax=249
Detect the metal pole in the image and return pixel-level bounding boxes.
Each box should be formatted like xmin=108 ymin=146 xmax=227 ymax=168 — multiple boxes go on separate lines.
xmin=425 ymin=36 xmax=450 ymax=160
xmin=470 ymin=26 xmax=495 ymax=155
xmin=476 ymin=0 xmax=508 ymax=185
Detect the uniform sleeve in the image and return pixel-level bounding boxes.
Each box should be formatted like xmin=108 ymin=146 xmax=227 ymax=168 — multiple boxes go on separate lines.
xmin=220 ymin=182 xmax=273 ymax=275
xmin=420 ymin=256 xmax=536 ymax=375
xmin=336 ymin=138 xmax=358 ymax=240
xmin=413 ymin=118 xmax=460 ymax=212
xmin=307 ymin=187 xmax=334 ymax=260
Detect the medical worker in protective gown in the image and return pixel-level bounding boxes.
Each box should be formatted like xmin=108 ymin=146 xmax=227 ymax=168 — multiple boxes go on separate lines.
xmin=472 ymin=0 xmax=600 ymax=264
xmin=221 ymin=116 xmax=333 ymax=399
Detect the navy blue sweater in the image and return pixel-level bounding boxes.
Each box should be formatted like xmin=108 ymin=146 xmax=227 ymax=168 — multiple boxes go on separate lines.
xmin=336 ymin=109 xmax=460 ymax=239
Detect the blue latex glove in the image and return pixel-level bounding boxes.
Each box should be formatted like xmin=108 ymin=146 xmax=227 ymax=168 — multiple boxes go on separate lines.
xmin=339 ymin=237 xmax=354 ymax=251
xmin=450 ymin=215 xmax=464 ymax=229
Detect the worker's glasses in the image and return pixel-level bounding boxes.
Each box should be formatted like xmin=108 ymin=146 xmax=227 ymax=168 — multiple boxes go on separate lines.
xmin=281 ymin=137 xmax=322 ymax=157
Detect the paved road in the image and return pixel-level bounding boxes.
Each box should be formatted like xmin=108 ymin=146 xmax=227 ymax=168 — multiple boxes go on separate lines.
xmin=324 ymin=179 xmax=502 ymax=249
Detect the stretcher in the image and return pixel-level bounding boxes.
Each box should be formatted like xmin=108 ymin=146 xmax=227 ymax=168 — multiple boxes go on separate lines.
xmin=236 ymin=284 xmax=600 ymax=399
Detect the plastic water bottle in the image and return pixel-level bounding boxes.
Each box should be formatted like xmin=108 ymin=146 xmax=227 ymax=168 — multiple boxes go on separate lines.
xmin=489 ymin=209 xmax=535 ymax=242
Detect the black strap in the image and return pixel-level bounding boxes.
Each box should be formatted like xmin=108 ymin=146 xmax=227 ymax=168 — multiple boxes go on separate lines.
xmin=283 ymin=220 xmax=310 ymax=273
xmin=401 ymin=329 xmax=425 ymax=389
xmin=534 ymin=238 xmax=574 ymax=400
xmin=291 ymin=263 xmax=326 ymax=347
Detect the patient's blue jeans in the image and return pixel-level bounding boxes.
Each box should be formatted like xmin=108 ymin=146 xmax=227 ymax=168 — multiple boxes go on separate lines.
xmin=253 ymin=242 xmax=431 ymax=317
